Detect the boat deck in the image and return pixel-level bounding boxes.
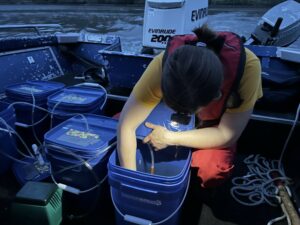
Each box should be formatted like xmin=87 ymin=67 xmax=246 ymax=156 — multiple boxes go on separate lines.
xmin=0 ymin=152 xmax=297 ymax=225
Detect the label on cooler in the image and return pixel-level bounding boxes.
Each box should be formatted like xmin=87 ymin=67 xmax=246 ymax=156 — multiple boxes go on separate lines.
xmin=57 ymin=128 xmax=101 ymax=147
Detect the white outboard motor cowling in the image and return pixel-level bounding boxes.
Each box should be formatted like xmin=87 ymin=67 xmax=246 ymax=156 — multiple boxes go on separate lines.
xmin=142 ymin=0 xmax=208 ymax=49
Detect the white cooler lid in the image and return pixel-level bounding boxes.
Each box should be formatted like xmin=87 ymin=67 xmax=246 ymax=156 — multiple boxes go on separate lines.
xmin=147 ymin=0 xmax=185 ymax=9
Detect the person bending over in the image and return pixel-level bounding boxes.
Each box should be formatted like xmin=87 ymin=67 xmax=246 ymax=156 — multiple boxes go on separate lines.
xmin=117 ymin=25 xmax=262 ymax=188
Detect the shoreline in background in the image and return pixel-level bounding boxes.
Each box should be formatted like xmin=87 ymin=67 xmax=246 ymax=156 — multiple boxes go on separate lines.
xmin=0 ymin=0 xmax=296 ymax=6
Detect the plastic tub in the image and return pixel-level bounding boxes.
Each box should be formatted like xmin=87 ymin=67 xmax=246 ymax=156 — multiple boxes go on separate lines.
xmin=108 ymin=101 xmax=193 ymax=225
xmin=47 ymin=86 xmax=106 ymax=126
xmin=44 ymin=114 xmax=118 ymax=190
xmin=5 ymin=81 xmax=65 ymax=104
xmin=109 ymin=151 xmax=191 ymax=225
xmin=5 ymin=81 xmax=65 ymax=146
xmin=44 ymin=114 xmax=118 ymax=215
xmin=108 ymin=139 xmax=191 ymax=184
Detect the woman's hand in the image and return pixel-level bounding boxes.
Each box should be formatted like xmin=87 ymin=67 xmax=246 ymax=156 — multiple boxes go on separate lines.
xmin=143 ymin=122 xmax=173 ymax=150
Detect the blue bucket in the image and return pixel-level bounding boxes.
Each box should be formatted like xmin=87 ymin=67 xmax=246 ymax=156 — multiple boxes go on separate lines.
xmin=5 ymin=81 xmax=65 ymax=146
xmin=47 ymin=86 xmax=107 ymax=127
xmin=108 ymin=140 xmax=191 ymax=184
xmin=5 ymin=81 xmax=65 ymax=104
xmin=44 ymin=114 xmax=117 ymax=214
xmin=0 ymin=101 xmax=17 ymax=175
xmin=108 ymin=144 xmax=191 ymax=225
xmin=108 ymin=101 xmax=194 ymax=225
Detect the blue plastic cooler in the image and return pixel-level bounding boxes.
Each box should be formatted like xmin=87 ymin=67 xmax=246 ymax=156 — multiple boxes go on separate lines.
xmin=5 ymin=81 xmax=65 ymax=104
xmin=108 ymin=140 xmax=191 ymax=183
xmin=109 ymin=145 xmax=191 ymax=225
xmin=47 ymin=86 xmax=106 ymax=126
xmin=4 ymin=81 xmax=65 ymax=146
xmin=0 ymin=101 xmax=17 ymax=174
xmin=108 ymin=101 xmax=194 ymax=225
xmin=44 ymin=114 xmax=117 ymax=214
xmin=5 ymin=81 xmax=65 ymax=123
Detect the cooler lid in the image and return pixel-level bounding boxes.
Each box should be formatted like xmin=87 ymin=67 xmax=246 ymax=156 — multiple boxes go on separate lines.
xmin=136 ymin=101 xmax=195 ymax=139
xmin=47 ymin=86 xmax=105 ymax=109
xmin=147 ymin=0 xmax=185 ymax=9
xmin=44 ymin=114 xmax=118 ymax=152
xmin=5 ymin=81 xmax=64 ymax=101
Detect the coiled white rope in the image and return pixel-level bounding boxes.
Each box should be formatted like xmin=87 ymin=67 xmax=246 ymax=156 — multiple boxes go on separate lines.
xmin=231 ymin=103 xmax=300 ymax=223
xmin=230 ymin=154 xmax=291 ymax=206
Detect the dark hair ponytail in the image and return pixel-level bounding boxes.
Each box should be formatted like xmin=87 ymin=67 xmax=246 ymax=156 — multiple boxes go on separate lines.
xmin=193 ymin=24 xmax=225 ymax=54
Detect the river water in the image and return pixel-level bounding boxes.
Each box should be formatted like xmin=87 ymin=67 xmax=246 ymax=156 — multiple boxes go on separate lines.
xmin=0 ymin=4 xmax=285 ymax=52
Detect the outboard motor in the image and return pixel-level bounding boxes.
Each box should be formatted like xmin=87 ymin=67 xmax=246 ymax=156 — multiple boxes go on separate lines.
xmin=245 ymin=0 xmax=300 ymax=47
xmin=142 ymin=0 xmax=208 ymax=52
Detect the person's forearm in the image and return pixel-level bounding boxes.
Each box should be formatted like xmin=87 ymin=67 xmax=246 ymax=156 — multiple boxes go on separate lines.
xmin=168 ymin=126 xmax=235 ymax=149
xmin=167 ymin=110 xmax=252 ymax=149
xmin=117 ymin=125 xmax=137 ymax=170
